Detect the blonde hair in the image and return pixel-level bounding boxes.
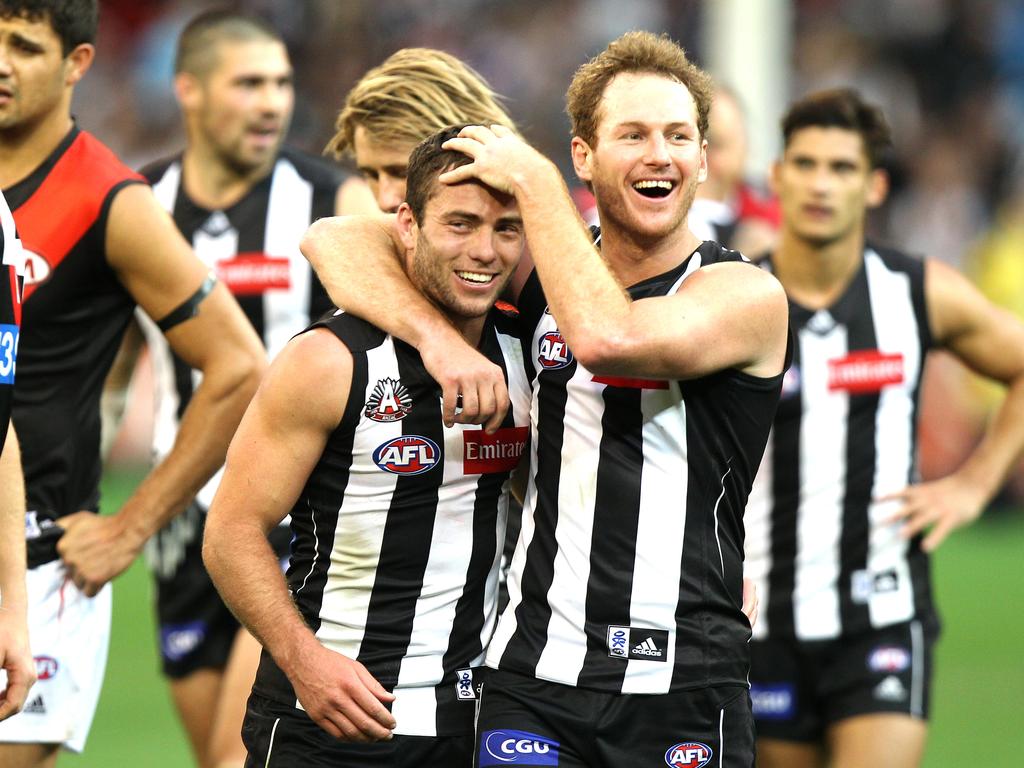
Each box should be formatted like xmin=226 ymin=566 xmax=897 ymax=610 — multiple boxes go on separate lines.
xmin=327 ymin=48 xmax=515 ymax=159
xmin=566 ymin=31 xmax=714 ymax=146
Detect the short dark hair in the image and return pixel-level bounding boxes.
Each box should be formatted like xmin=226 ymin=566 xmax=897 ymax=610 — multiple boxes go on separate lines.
xmin=782 ymin=88 xmax=893 ymax=168
xmin=175 ymin=9 xmax=282 ymax=77
xmin=404 ymin=125 xmax=475 ymax=224
xmin=0 ymin=0 xmax=97 ymax=55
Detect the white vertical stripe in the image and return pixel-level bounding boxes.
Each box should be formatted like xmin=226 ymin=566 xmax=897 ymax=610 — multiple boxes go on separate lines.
xmin=621 ymin=383 xmax=688 ymax=692
xmin=263 ymin=158 xmax=315 ymax=359
xmin=795 ymin=320 xmax=848 ymax=639
xmin=263 ymin=717 xmax=281 ymax=768
xmin=910 ymin=619 xmax=924 ymax=717
xmin=864 ymin=250 xmax=919 ymax=628
xmin=315 ymin=340 xmax=401 ymax=660
xmin=712 ymin=467 xmax=732 ymax=577
xmin=719 ymin=707 xmax=725 ymax=767
xmin=295 ymin=498 xmax=321 ymax=596
xmin=745 ymin=434 xmax=773 ymax=640
xmin=532 ymin=357 xmax=602 ymax=684
xmin=150 ymin=161 xmax=181 ymax=212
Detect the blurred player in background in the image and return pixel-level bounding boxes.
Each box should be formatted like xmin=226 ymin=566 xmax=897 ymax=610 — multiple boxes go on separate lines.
xmin=0 ymin=190 xmax=33 ymax=724
xmin=689 ymin=84 xmax=779 ymax=255
xmin=0 ymin=2 xmax=265 ymax=765
xmin=744 ymin=88 xmax=1024 ymax=768
xmin=101 ymin=11 xmax=375 ymax=767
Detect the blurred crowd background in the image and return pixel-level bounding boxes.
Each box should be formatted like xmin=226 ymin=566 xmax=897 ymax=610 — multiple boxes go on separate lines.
xmin=89 ymin=0 xmax=1024 ymax=505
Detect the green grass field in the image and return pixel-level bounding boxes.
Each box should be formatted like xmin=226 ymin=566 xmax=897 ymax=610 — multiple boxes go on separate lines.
xmin=60 ymin=467 xmax=1024 ymax=766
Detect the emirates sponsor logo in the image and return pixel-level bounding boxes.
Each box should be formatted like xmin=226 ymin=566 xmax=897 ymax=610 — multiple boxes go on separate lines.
xmin=463 ymin=427 xmax=528 ymax=474
xmin=216 ymin=253 xmax=291 ymax=295
xmin=828 ymin=350 xmax=904 ymax=393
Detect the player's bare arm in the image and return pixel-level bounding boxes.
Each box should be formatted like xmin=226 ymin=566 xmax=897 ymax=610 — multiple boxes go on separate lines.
xmin=442 ymin=125 xmax=789 ymax=380
xmin=56 ymin=184 xmax=266 ymax=596
xmin=334 ymin=175 xmax=380 ymax=216
xmin=203 ymin=328 xmax=396 ymax=743
xmin=301 ymin=214 xmax=509 ymax=430
xmin=0 ymin=426 xmax=34 ymax=722
xmin=883 ymin=259 xmax=1024 ymax=550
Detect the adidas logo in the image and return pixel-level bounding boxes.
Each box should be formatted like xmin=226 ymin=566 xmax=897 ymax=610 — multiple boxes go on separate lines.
xmin=24 ymin=695 xmax=45 ymax=714
xmin=632 ymin=637 xmax=663 ymax=658
xmin=874 ymin=675 xmax=907 ymax=702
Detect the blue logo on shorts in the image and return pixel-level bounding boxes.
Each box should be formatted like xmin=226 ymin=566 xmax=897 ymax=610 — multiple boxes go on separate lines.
xmin=750 ymin=683 xmax=795 ymax=720
xmin=160 ymin=621 xmax=207 ymax=662
xmin=479 ymin=729 xmax=559 ymax=765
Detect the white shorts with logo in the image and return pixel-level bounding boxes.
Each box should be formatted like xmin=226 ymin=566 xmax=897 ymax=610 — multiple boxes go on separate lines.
xmin=0 ymin=560 xmax=111 ymax=753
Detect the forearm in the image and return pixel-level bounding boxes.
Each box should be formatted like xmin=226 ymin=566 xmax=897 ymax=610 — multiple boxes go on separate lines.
xmin=302 ymin=216 xmax=464 ymax=350
xmin=0 ymin=427 xmax=26 ymax=611
xmin=204 ymin=521 xmax=317 ymax=679
xmin=953 ymin=375 xmax=1024 ymax=502
xmin=511 ymin=165 xmax=632 ymax=365
xmin=116 ymin=356 xmax=261 ymax=544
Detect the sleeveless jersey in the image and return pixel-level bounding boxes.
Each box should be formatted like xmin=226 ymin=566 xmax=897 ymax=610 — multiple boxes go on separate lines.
xmin=744 ymin=245 xmax=936 ymax=642
xmin=140 ymin=148 xmax=344 ymax=509
xmin=252 ymin=308 xmax=532 ymax=737
xmin=487 ymin=239 xmax=785 ymax=694
xmin=1 ymin=190 xmax=23 ymax=454
xmin=5 ymin=127 xmax=144 ymax=524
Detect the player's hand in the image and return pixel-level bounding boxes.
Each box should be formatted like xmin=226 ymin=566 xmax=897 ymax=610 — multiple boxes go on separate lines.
xmin=56 ymin=511 xmax=141 ymax=596
xmin=287 ymin=641 xmax=396 ymax=742
xmin=440 ymin=125 xmax=551 ymax=195
xmin=0 ymin=610 xmax=35 ymax=721
xmin=420 ymin=334 xmax=509 ymax=433
xmin=879 ymin=475 xmax=986 ymax=553
xmin=741 ymin=577 xmax=759 ymax=629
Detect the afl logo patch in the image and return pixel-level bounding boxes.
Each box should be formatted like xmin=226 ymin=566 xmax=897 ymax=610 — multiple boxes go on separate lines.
xmin=665 ymin=742 xmax=713 ymax=768
xmin=373 ymin=436 xmax=440 ymax=475
xmin=365 ymin=377 xmax=413 ymax=422
xmin=537 ymin=331 xmax=572 ymax=370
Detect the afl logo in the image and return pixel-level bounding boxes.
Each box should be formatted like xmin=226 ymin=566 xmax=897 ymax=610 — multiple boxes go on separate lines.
xmin=373 ymin=435 xmax=440 ymax=475
xmin=34 ymin=656 xmax=59 ymax=680
xmin=21 ymin=249 xmax=51 ymax=286
xmin=537 ymin=331 xmax=572 ymax=370
xmin=665 ymin=742 xmax=713 ymax=768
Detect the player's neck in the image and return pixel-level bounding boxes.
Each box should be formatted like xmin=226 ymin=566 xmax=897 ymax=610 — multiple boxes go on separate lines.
xmin=773 ymin=225 xmax=865 ymax=309
xmin=181 ymin=143 xmax=271 ymax=210
xmin=0 ymin=109 xmax=74 ymax=189
xmin=598 ymin=218 xmax=703 ymax=287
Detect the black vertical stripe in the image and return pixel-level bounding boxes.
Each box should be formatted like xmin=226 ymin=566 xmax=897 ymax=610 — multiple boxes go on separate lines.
xmin=357 ymin=341 xmax=446 ymax=691
xmin=309 ymin=181 xmax=337 ymax=320
xmin=766 ymin=308 xmax=804 ymax=638
xmin=577 ymin=385 xmax=644 ymax=689
xmin=837 ymin=267 xmax=876 ymax=632
xmin=501 ymin=361 xmax=573 ymax=674
xmin=232 ymin=172 xmax=273 ymax=343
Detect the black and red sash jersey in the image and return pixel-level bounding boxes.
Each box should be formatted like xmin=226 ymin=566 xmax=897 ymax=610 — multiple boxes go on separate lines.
xmin=0 ymin=190 xmax=22 ymax=455
xmin=4 ymin=127 xmax=144 ymax=523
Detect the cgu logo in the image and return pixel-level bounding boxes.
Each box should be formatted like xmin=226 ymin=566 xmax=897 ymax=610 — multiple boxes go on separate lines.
xmin=537 ymin=331 xmax=572 ymax=370
xmin=34 ymin=656 xmax=59 ymax=680
xmin=373 ymin=436 xmax=440 ymax=475
xmin=480 ymin=729 xmax=559 ymax=766
xmin=665 ymin=742 xmax=713 ymax=768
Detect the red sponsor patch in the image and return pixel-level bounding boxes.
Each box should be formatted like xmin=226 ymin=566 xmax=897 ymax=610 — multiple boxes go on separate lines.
xmin=216 ymin=253 xmax=291 ymax=295
xmin=591 ymin=375 xmax=669 ymax=390
xmin=464 ymin=426 xmax=528 ymax=474
xmin=828 ymin=351 xmax=904 ymax=393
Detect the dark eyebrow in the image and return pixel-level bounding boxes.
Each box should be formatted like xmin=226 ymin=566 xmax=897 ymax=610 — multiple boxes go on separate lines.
xmin=10 ymin=32 xmax=46 ymax=52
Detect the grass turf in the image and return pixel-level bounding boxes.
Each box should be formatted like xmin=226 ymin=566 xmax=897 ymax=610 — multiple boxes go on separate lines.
xmin=59 ymin=468 xmax=1023 ymax=766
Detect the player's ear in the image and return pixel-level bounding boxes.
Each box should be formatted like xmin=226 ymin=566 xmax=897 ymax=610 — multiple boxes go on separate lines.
xmin=768 ymin=159 xmax=782 ymax=197
xmin=64 ymin=43 xmax=95 ymax=86
xmin=866 ymin=167 xmax=889 ymax=209
xmin=395 ymin=203 xmax=418 ymax=251
xmin=697 ymin=137 xmax=709 ymax=184
xmin=175 ymin=72 xmax=201 ymax=111
xmin=571 ymin=137 xmax=593 ymax=184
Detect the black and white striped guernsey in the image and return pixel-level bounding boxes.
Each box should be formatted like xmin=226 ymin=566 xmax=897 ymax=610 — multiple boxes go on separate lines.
xmin=487 ymin=239 xmax=785 ymax=694
xmin=252 ymin=308 xmax=532 ymax=737
xmin=140 ymin=148 xmax=344 ymax=510
xmin=745 ymin=245 xmax=936 ymax=642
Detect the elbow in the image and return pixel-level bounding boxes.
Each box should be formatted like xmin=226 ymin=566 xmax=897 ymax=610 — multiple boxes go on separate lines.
xmin=566 ymin=328 xmax=634 ymax=375
xmin=299 ymin=217 xmax=334 ymax=269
